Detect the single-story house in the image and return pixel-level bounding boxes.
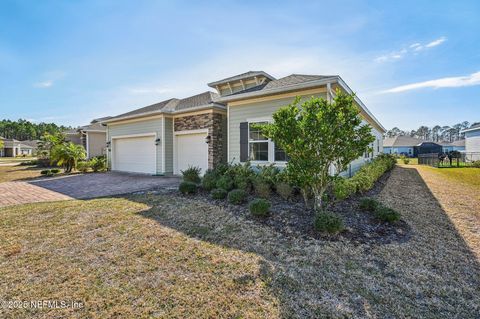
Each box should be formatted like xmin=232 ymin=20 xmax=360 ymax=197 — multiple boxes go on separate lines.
xmin=0 ymin=137 xmax=35 ymax=157
xmin=102 ymin=71 xmax=386 ymax=176
xmin=461 ymin=123 xmax=480 ymax=161
xmin=65 ymin=117 xmax=110 ymax=159
xmin=383 ymin=136 xmax=424 ymax=156
xmin=413 ymin=141 xmax=443 ymax=157
xmin=441 ymin=139 xmax=466 ymax=152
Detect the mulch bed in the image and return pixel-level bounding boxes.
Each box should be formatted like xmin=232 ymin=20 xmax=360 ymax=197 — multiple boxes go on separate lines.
xmin=171 ymin=169 xmax=412 ymax=245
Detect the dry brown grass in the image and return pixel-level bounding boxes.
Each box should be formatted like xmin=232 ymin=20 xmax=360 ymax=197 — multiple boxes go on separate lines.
xmin=0 ymin=165 xmax=45 ymax=183
xmin=1 ymin=166 xmax=479 ymax=318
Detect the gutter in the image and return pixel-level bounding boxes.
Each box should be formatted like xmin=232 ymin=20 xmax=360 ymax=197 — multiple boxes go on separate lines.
xmin=101 ymin=103 xmax=227 ymax=124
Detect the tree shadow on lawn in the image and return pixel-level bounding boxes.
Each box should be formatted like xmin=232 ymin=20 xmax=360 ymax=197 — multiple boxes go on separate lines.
xmin=126 ymin=166 xmax=480 ymax=318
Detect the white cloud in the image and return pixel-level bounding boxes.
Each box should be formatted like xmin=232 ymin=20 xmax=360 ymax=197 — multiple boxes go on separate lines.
xmin=375 ymin=36 xmax=447 ymax=62
xmin=425 ymin=36 xmax=447 ymax=48
xmin=33 ymin=80 xmax=53 ymax=88
xmin=382 ymin=71 xmax=480 ymax=93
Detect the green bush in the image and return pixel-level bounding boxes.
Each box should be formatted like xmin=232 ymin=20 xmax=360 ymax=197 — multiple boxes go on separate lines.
xmin=90 ymin=156 xmax=107 ymax=172
xmin=256 ymin=164 xmax=280 ymax=186
xmin=472 ymin=161 xmax=480 ymax=168
xmin=403 ymin=158 xmax=410 ymax=164
xmin=40 ymin=169 xmax=50 ymax=175
xmin=181 ymin=166 xmax=202 ymax=184
xmin=333 ymin=178 xmax=356 ymax=200
xmin=202 ymin=170 xmax=218 ymax=191
xmin=216 ymin=175 xmax=235 ymax=191
xmin=359 ymin=197 xmax=379 ymax=211
xmin=77 ymin=161 xmax=90 ymax=173
xmin=211 ymin=188 xmax=227 ymax=200
xmin=50 ymin=168 xmax=60 ymax=174
xmin=253 ymin=178 xmax=271 ymax=198
xmin=276 ymin=182 xmax=292 ymax=200
xmin=313 ymin=211 xmax=344 ymax=234
xmin=374 ymin=205 xmax=400 ymax=223
xmin=249 ymin=198 xmax=271 ymax=217
xmin=228 ymin=189 xmax=247 ymax=205
xmin=179 ymin=181 xmax=198 ymax=194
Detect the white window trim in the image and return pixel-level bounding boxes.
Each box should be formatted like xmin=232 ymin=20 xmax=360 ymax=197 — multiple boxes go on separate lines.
xmin=247 ymin=118 xmax=288 ymax=165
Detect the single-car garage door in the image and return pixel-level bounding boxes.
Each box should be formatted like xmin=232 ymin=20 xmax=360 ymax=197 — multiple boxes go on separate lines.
xmin=112 ymin=135 xmax=156 ymax=174
xmin=175 ymin=132 xmax=208 ymax=175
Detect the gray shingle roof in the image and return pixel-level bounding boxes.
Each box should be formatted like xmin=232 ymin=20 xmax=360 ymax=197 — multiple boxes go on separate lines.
xmin=207 ymin=71 xmax=275 ymax=87
xmin=106 ymin=91 xmax=223 ymax=122
xmin=80 ymin=121 xmax=107 ymax=132
xmin=383 ymin=136 xmax=424 ymax=147
xmin=470 ymin=123 xmax=480 ymax=130
xmin=175 ymin=91 xmax=219 ymax=111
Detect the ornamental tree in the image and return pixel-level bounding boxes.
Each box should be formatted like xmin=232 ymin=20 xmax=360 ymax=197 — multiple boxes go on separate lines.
xmin=259 ymin=91 xmax=375 ymax=210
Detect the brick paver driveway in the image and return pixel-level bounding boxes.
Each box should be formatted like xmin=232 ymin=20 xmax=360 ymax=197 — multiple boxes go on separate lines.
xmin=0 ymin=172 xmax=180 ymax=208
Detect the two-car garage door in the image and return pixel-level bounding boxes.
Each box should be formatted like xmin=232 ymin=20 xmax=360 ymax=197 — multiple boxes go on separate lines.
xmin=112 ymin=135 xmax=156 ymax=174
xmin=111 ymin=132 xmax=208 ymax=175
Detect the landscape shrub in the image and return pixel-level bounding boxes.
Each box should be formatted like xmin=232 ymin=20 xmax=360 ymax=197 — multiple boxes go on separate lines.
xmin=249 ymin=198 xmax=271 ymax=217
xmin=276 ymin=181 xmax=293 ymax=200
xmin=216 ymin=175 xmax=235 ymax=191
xmin=227 ymin=189 xmax=247 ymax=205
xmin=256 ymin=164 xmax=280 ymax=186
xmin=333 ymin=154 xmax=396 ymax=200
xmin=472 ymin=161 xmax=480 ymax=168
xmin=211 ymin=188 xmax=227 ymax=200
xmin=77 ymin=161 xmax=90 ymax=173
xmin=359 ymin=197 xmax=379 ymax=211
xmin=253 ymin=177 xmax=271 ymax=198
xmin=374 ymin=205 xmax=401 ymax=223
xmin=179 ymin=181 xmax=197 ymax=194
xmin=202 ymin=170 xmax=218 ymax=191
xmin=332 ymin=178 xmax=356 ymax=200
xmin=20 ymin=160 xmax=38 ymax=166
xmin=313 ymin=211 xmax=344 ymax=234
xmin=40 ymin=169 xmax=50 ymax=175
xmin=181 ymin=166 xmax=202 ymax=184
xmin=50 ymin=168 xmax=60 ymax=174
xmin=90 ymin=156 xmax=107 ymax=172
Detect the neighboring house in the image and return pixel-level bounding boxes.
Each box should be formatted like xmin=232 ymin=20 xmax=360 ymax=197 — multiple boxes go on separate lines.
xmin=79 ymin=117 xmax=110 ymax=159
xmin=102 ymin=71 xmax=385 ymax=176
xmin=441 ymin=139 xmax=466 ymax=152
xmin=461 ymin=123 xmax=480 ymax=161
xmin=0 ymin=137 xmax=35 ymax=157
xmin=65 ymin=117 xmax=110 ymax=159
xmin=383 ymin=136 xmax=423 ymax=156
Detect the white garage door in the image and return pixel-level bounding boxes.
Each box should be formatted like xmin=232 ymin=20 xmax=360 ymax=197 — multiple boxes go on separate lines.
xmin=175 ymin=132 xmax=208 ymax=175
xmin=112 ymin=135 xmax=156 ymax=174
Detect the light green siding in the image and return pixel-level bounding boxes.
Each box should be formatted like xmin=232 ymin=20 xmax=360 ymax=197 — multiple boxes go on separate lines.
xmin=163 ymin=117 xmax=174 ymax=173
xmin=228 ymin=93 xmax=327 ymax=163
xmin=107 ymin=117 xmax=163 ymax=174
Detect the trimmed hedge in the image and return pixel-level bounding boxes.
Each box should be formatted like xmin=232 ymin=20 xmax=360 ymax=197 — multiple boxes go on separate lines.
xmin=228 ymin=189 xmax=247 ymax=205
xmin=333 ymin=154 xmax=396 ymax=200
xmin=249 ymin=198 xmax=271 ymax=217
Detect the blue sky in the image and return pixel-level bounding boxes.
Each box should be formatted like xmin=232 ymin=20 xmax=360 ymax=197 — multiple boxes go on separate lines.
xmin=0 ymin=0 xmax=479 ymax=130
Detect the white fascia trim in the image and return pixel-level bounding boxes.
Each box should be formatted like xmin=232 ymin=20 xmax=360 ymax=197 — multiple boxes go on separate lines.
xmin=110 ymin=132 xmax=157 ymax=139
xmin=174 ymin=128 xmax=209 ymax=136
xmin=336 ymin=77 xmax=387 ymax=133
xmin=162 ymin=117 xmax=166 ymax=173
xmin=102 ymin=104 xmax=226 ymax=124
xmin=82 ymin=129 xmax=106 ymax=133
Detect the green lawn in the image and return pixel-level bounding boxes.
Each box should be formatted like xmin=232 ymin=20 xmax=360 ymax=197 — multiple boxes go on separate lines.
xmin=424 ymin=166 xmax=480 ymax=191
xmin=397 ymin=157 xmax=418 ymax=165
xmin=1 ymin=165 xmax=479 ymax=318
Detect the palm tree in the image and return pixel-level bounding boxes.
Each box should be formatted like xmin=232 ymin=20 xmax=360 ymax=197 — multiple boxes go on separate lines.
xmin=50 ymin=142 xmax=86 ymax=173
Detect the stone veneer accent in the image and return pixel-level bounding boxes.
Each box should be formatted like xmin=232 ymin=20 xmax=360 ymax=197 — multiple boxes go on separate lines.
xmin=174 ymin=112 xmax=227 ymax=169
